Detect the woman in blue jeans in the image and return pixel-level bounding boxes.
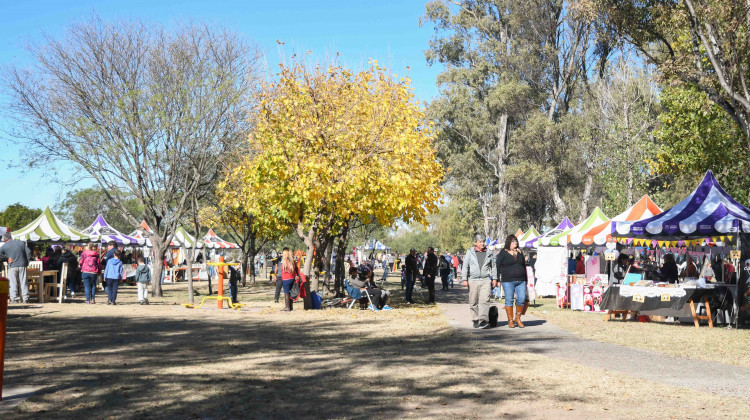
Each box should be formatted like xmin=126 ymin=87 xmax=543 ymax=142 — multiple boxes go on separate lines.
xmin=276 ymin=248 xmax=297 ymax=312
xmin=496 ymin=234 xmax=527 ymax=328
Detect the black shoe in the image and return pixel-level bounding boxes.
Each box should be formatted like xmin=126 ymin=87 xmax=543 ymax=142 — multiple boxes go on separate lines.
xmin=112 ymin=301 xmax=117 ymax=305
xmin=478 ymin=320 xmax=490 ymax=329
xmin=473 ymin=320 xmax=479 ymax=328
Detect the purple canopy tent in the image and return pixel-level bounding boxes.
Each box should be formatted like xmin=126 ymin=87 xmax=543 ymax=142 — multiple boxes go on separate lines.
xmin=614 ymin=171 xmax=750 ymax=239
xmin=82 ymin=214 xmax=145 ymax=246
xmin=613 ymin=170 xmax=750 ymax=329
xmin=523 ymin=217 xmax=574 ymax=248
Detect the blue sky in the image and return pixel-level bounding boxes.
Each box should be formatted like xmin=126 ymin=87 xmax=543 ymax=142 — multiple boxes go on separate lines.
xmin=0 ymin=0 xmax=444 ymax=212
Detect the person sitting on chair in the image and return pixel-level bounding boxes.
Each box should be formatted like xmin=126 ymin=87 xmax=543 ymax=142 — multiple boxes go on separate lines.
xmin=350 ymin=265 xmax=391 ymax=310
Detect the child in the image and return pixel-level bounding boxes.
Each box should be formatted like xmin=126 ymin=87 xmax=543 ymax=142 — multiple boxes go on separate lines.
xmin=135 ymin=257 xmax=151 ymax=305
xmin=103 ymin=248 xmax=123 ymax=305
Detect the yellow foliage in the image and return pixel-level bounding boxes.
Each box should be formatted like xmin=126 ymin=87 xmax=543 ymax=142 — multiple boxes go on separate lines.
xmin=229 ymin=62 xmax=444 ymax=233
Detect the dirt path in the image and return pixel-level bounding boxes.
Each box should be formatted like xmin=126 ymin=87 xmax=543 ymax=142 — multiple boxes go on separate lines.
xmin=438 ymin=288 xmax=750 ymax=402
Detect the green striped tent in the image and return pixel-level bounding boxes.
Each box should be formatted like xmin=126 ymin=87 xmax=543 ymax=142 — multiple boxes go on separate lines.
xmin=543 ymin=207 xmax=609 ymax=247
xmin=12 ymin=206 xmax=90 ymax=242
xmin=173 ymin=226 xmax=204 ymax=249
xmin=517 ymin=226 xmax=541 ymax=248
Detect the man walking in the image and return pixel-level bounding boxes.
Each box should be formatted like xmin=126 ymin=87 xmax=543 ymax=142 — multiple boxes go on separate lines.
xmin=423 ymin=247 xmax=438 ymax=304
xmin=404 ymin=248 xmax=420 ymax=304
xmin=0 ymin=232 xmax=32 ymax=303
xmin=461 ymin=234 xmax=497 ymax=329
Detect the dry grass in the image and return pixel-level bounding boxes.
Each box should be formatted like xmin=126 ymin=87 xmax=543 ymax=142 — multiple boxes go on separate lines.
xmin=528 ymin=297 xmax=750 ymax=367
xmin=3 ymin=281 xmax=749 ymax=419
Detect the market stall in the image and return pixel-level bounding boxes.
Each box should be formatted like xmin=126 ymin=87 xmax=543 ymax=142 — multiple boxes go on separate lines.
xmin=543 ymin=207 xmax=609 ymax=247
xmin=83 ymin=214 xmax=145 ymax=246
xmin=11 ymin=206 xmax=91 ymax=303
xmin=530 ymin=218 xmax=575 ymax=296
xmin=608 ymin=170 xmax=750 ymax=328
xmin=572 ymin=195 xmax=662 ymax=246
xmin=517 ymin=226 xmax=541 ymax=248
xmin=202 ymin=228 xmax=240 ymax=249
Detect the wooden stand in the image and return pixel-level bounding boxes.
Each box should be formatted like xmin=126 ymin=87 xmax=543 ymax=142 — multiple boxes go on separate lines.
xmin=689 ymin=297 xmax=714 ymax=328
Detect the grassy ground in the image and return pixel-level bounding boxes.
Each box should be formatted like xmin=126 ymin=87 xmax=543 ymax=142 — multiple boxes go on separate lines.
xmin=527 ymin=297 xmax=750 ymax=367
xmin=3 ymin=279 xmax=749 ymax=419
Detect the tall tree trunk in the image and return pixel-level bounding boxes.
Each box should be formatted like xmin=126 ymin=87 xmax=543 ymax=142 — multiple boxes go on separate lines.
xmin=334 ymin=223 xmax=349 ymax=297
xmin=186 ymin=247 xmax=195 ymax=303
xmin=297 ymin=218 xmax=318 ymax=310
xmin=150 ymin=240 xmax=166 ymax=297
xmin=580 ymin=171 xmax=593 ymax=221
xmin=495 ymin=114 xmax=510 ymax=240
xmin=624 ymin=102 xmax=635 ymax=207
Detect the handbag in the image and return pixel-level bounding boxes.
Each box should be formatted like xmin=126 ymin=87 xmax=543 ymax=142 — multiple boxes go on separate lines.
xmin=289 ymin=278 xmax=301 ymax=300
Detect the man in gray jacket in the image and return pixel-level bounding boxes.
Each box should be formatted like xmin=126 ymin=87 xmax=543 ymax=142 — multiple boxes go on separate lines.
xmin=0 ymin=232 xmax=32 ymax=303
xmin=461 ymin=234 xmax=498 ymax=329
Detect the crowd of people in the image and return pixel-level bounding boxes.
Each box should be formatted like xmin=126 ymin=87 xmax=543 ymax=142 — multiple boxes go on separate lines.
xmin=0 ymin=237 xmax=152 ymax=305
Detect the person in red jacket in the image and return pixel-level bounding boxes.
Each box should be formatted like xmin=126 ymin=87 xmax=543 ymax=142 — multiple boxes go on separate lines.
xmin=78 ymin=243 xmax=101 ymax=304
xmin=575 ymin=254 xmax=586 ymax=275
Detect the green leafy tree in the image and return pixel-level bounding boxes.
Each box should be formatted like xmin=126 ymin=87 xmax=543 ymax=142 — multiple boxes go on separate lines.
xmin=594 ymin=0 xmax=750 ymax=201
xmin=58 ymin=187 xmax=143 ymax=233
xmin=653 ymin=83 xmax=750 ymax=202
xmin=0 ymin=203 xmax=42 ymax=231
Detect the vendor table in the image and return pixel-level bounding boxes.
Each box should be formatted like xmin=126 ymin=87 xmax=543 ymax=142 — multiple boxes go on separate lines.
xmin=601 ymin=284 xmax=734 ymax=328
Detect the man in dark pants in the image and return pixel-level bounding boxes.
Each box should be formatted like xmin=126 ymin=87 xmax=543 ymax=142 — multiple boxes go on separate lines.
xmin=404 ymin=248 xmax=420 ymax=304
xmin=423 ymin=247 xmax=438 ymax=304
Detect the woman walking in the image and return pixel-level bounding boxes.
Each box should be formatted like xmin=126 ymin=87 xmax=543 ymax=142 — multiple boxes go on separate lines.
xmin=78 ymin=243 xmax=100 ymax=304
xmin=276 ymin=248 xmax=297 ymax=312
xmin=496 ymin=234 xmax=527 ymax=328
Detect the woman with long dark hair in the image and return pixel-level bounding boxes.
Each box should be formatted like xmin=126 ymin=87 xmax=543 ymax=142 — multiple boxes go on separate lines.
xmin=496 ymin=234 xmax=527 ymax=328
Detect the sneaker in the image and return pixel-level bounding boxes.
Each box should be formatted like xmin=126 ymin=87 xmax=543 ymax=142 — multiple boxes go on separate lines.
xmin=144 ymin=299 xmax=149 ymax=305
xmin=368 ymin=304 xmax=379 ymax=311
xmin=473 ymin=320 xmax=479 ymax=328
xmin=478 ymin=320 xmax=490 ymax=329
xmin=405 ymin=301 xmax=414 ymax=305
xmin=112 ymin=301 xmax=117 ymax=305
xmin=139 ymin=300 xmax=144 ymax=305
xmin=71 ymin=292 xmax=75 ymax=298
xmin=10 ymin=298 xmax=19 ymax=303
xmin=107 ymin=301 xmax=112 ymax=305
xmin=22 ymin=299 xmax=28 ymax=304
xmin=381 ymin=305 xmax=393 ymax=310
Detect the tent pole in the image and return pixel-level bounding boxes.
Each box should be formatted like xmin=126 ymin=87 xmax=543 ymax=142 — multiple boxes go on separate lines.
xmin=736 ymin=234 xmax=741 ymax=329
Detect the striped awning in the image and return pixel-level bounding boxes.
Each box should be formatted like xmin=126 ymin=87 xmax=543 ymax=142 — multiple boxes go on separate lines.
xmin=83 ymin=214 xmax=144 ymax=246
xmin=12 ymin=206 xmax=90 ymax=242
xmin=203 ymin=228 xmax=239 ymax=249
xmin=173 ymin=226 xmax=204 ymax=249
xmin=542 ymin=207 xmax=609 ymax=247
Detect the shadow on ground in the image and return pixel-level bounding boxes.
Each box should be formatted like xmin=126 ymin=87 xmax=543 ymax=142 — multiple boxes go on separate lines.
xmin=3 ymin=286 xmax=583 ymax=419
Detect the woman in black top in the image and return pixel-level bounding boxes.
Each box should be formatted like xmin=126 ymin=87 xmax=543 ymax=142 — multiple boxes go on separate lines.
xmin=496 ymin=234 xmax=527 ymax=328
xmin=658 ymin=253 xmax=679 ymax=284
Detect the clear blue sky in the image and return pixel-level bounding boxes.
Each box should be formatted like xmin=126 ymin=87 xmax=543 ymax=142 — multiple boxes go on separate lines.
xmin=0 ymin=0 xmax=444 ymax=213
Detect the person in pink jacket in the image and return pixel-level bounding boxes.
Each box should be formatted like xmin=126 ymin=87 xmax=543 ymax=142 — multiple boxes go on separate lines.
xmin=78 ymin=243 xmax=101 ymax=304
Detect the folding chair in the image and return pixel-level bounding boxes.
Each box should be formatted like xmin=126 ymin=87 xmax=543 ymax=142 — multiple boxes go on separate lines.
xmin=345 ymin=280 xmax=374 ymax=310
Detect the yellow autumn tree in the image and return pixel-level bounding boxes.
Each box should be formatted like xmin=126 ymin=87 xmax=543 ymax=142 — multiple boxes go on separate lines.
xmin=202 ymin=163 xmax=290 ymax=289
xmin=230 ymin=61 xmax=443 ymax=304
